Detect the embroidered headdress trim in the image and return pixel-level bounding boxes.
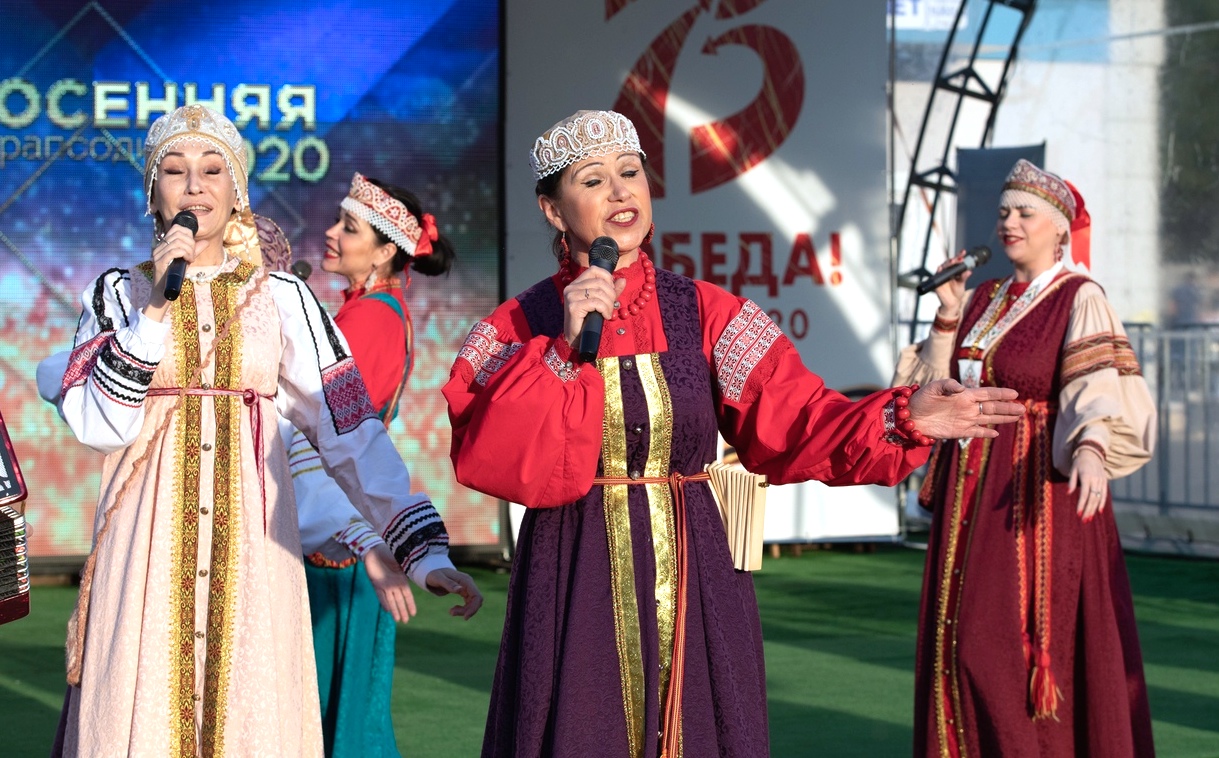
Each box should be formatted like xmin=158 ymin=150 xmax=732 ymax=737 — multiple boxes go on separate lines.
xmin=999 ymin=159 xmax=1075 ymax=233
xmin=143 ymin=104 xmax=249 ymax=213
xmin=340 ymin=173 xmax=434 ymax=257
xmin=530 ymin=110 xmax=645 ymax=181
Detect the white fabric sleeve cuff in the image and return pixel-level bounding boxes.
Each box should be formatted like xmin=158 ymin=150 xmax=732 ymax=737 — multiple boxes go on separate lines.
xmin=407 ymin=552 xmax=457 ymax=593
xmin=333 ymin=520 xmax=386 ymax=559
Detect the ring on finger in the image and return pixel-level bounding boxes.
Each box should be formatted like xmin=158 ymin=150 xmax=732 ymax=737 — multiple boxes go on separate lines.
xmin=978 ymin=402 xmax=984 ymax=416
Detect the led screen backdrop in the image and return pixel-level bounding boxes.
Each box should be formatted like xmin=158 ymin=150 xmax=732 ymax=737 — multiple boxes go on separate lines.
xmin=0 ymin=0 xmax=502 ymax=558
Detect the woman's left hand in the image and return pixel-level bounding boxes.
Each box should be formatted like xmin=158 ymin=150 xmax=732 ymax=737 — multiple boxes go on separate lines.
xmin=1069 ymin=447 xmax=1108 ymax=521
xmin=906 ymin=378 xmax=1025 ymax=439
xmin=424 ymin=567 xmax=484 ymax=620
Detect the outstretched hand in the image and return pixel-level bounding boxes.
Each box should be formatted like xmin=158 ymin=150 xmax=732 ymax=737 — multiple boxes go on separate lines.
xmin=363 ymin=543 xmax=418 ymax=623
xmin=425 ymin=567 xmax=484 ymax=620
xmin=907 ymin=378 xmax=1025 ymax=440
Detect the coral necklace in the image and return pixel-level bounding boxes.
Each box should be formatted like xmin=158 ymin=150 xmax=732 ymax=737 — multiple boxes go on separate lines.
xmin=559 ymin=250 xmax=656 ymax=320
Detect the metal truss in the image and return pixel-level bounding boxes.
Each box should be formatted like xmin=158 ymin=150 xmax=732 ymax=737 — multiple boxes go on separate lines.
xmin=894 ymin=0 xmax=1038 ymax=341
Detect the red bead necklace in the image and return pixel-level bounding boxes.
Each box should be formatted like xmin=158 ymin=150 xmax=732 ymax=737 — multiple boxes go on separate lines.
xmin=559 ymin=251 xmax=656 ymax=320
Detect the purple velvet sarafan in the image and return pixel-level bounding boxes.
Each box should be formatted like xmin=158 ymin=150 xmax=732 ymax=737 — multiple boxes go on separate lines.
xmin=483 ymin=269 xmax=768 ymax=757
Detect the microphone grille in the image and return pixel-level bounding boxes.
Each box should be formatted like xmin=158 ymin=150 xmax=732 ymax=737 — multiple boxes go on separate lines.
xmin=588 ymin=236 xmax=620 ymax=269
xmin=973 ymin=245 xmax=992 ymax=264
xmin=290 ymin=260 xmax=312 ymax=281
xmin=172 ymin=210 xmax=199 ymax=234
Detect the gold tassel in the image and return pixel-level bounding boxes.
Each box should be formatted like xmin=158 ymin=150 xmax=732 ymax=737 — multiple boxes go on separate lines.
xmin=1029 ymin=648 xmax=1063 ymax=721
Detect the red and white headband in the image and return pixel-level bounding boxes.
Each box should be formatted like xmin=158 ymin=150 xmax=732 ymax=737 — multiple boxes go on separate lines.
xmin=340 ymin=172 xmax=437 ymax=256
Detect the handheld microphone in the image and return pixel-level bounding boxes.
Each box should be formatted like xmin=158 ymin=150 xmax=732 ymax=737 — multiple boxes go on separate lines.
xmin=577 ymin=236 xmax=620 ymax=363
xmin=162 ymin=210 xmax=199 ymax=301
xmin=916 ymin=245 xmax=992 ymax=295
xmin=290 ymin=260 xmax=312 ymax=281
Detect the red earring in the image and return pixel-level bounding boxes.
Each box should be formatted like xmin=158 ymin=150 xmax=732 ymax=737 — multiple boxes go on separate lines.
xmin=559 ymin=232 xmax=572 ymax=271
xmin=644 ymin=223 xmax=655 ymax=244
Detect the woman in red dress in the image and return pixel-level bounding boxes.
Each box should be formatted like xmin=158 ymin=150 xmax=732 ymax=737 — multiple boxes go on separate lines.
xmin=445 ymin=109 xmax=1027 ymax=758
xmin=295 ymin=172 xmax=476 ymax=757
xmin=896 ymin=159 xmax=1157 ymax=757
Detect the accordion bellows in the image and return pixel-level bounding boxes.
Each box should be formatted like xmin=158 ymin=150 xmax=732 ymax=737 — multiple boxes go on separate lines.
xmin=0 ymin=408 xmax=29 ymax=626
xmin=706 ymin=461 xmax=767 ymax=572
xmin=0 ymin=505 xmax=29 ymax=601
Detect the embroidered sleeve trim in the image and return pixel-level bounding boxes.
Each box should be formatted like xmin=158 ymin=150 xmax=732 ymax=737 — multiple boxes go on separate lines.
xmin=713 ymin=300 xmax=784 ymax=403
xmin=287 ymin=430 xmax=323 ymax=477
xmin=543 ymin=344 xmax=581 ymax=383
xmin=62 ymin=332 xmax=111 ymax=393
xmin=64 ymin=332 xmax=158 ymax=407
xmin=100 ymin=340 xmax=157 ymax=386
xmin=321 ymin=358 xmax=378 ymax=435
xmin=91 ymin=268 xmax=131 ymax=332
xmin=883 ymin=398 xmax=901 ymax=445
xmin=1061 ymin=334 xmax=1141 ymax=386
xmin=334 ymin=520 xmax=385 ymax=559
xmin=1074 ymin=438 xmax=1107 ymax=462
xmin=932 ymin=313 xmax=960 ymax=333
xmin=384 ymin=499 xmax=450 ymax=573
xmin=457 ymin=321 xmax=524 ymax=387
xmin=882 ymin=397 xmax=912 ymax=447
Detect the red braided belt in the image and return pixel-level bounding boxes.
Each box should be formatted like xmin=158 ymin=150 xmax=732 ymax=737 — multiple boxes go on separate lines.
xmin=592 ymin=470 xmax=710 ymax=758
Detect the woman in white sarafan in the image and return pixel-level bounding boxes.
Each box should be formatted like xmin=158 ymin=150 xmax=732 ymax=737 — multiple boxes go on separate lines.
xmin=52 ymin=104 xmax=480 ymax=757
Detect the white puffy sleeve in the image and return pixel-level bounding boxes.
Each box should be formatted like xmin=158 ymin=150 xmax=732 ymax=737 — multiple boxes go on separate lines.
xmin=1053 ymin=281 xmax=1156 ymax=478
xmin=268 ymin=273 xmax=452 ymax=584
xmin=60 ymin=267 xmax=170 ymax=454
xmin=285 ymin=421 xmax=456 ymax=587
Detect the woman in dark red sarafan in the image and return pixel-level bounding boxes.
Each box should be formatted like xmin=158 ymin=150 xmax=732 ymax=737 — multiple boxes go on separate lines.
xmin=896 ymin=159 xmax=1157 ymax=757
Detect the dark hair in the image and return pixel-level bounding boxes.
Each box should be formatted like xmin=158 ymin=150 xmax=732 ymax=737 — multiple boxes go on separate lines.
xmin=534 ymin=170 xmax=568 ymax=261
xmin=364 ymin=177 xmax=455 ymax=277
xmin=533 ymin=154 xmax=652 ymax=261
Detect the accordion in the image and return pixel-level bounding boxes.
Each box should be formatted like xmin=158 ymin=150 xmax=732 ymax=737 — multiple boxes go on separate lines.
xmin=706 ymin=461 xmax=768 ymax=572
xmin=0 ymin=408 xmax=29 ymax=626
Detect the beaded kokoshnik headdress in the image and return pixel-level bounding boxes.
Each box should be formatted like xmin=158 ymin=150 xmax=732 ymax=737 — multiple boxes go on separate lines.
xmin=998 ymin=159 xmax=1076 ymax=233
xmin=144 ymin=104 xmax=249 ymax=213
xmin=998 ymin=158 xmax=1091 ymax=267
xmin=530 ymin=110 xmax=646 ymax=181
xmin=143 ymin=104 xmax=261 ymax=265
xmin=341 ymin=173 xmax=436 ymax=257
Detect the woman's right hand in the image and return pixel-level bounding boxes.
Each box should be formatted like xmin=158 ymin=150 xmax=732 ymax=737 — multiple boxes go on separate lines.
xmin=363 ymin=543 xmax=418 ymax=623
xmin=932 ymin=250 xmax=971 ymax=313
xmin=562 ymin=266 xmax=627 ymax=350
xmin=143 ymin=223 xmax=201 ymax=319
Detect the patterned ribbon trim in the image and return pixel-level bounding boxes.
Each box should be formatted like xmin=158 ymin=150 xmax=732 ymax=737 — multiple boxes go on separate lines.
xmin=959 ymin=262 xmax=1064 ymax=359
xmin=1009 ymin=398 xmax=1062 ymax=720
xmin=592 ymin=470 xmax=710 ymax=757
xmin=149 ymin=387 xmax=275 ymax=533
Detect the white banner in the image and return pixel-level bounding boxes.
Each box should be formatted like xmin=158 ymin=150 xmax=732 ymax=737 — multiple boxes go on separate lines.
xmin=505 ymin=0 xmax=898 ymax=540
xmin=889 ymin=0 xmax=964 ymax=31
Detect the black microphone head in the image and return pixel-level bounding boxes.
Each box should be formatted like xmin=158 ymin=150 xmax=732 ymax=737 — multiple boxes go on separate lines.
xmin=290 ymin=260 xmax=312 ymax=281
xmin=971 ymin=245 xmax=992 ymax=265
xmin=587 ymin=236 xmax=619 ymax=272
xmin=172 ymin=210 xmax=199 ymax=234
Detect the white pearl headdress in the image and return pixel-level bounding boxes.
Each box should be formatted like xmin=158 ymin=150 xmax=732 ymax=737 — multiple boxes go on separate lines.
xmin=529 ymin=110 xmax=646 ymax=181
xmin=143 ymin=104 xmax=249 ymax=214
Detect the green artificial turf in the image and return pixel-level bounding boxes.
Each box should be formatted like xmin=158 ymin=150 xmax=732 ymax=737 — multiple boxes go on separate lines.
xmin=2 ymin=550 xmax=1216 ymax=756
